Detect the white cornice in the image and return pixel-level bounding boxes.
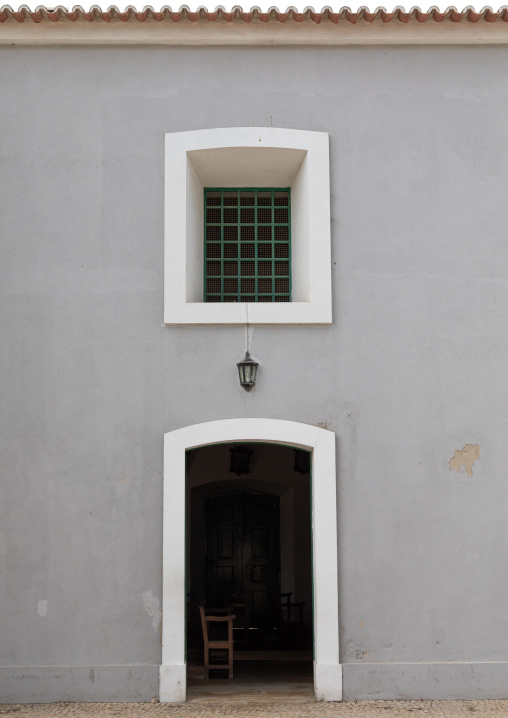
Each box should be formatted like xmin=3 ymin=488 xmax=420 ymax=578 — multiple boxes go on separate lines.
xmin=1 ymin=18 xmax=508 ymax=45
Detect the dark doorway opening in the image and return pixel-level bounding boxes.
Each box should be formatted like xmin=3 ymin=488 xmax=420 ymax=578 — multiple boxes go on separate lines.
xmin=186 ymin=442 xmax=313 ymax=695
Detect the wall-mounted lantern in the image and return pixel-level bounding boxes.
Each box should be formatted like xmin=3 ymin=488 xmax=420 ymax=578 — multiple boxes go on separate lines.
xmin=237 ymin=351 xmax=258 ymax=392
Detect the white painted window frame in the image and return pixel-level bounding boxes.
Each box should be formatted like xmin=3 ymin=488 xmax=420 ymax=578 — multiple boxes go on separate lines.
xmin=160 ymin=418 xmax=341 ymax=702
xmin=164 ymin=127 xmax=332 ymax=325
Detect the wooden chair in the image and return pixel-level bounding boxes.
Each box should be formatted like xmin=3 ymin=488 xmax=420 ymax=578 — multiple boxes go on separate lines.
xmin=199 ymin=605 xmax=236 ymax=679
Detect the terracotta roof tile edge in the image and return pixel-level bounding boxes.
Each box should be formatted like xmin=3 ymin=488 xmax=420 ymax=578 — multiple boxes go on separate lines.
xmin=2 ymin=2 xmax=508 ymax=22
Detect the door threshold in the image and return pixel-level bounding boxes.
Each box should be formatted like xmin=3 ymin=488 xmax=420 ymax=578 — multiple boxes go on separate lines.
xmin=235 ymin=650 xmax=313 ymax=661
xmin=186 ymin=681 xmax=314 ymax=703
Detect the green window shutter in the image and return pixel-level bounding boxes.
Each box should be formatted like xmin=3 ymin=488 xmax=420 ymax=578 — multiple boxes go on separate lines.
xmin=204 ymin=188 xmax=291 ymax=303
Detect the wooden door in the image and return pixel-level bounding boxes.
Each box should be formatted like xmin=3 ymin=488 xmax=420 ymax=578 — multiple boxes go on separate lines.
xmin=206 ymin=493 xmax=280 ymax=630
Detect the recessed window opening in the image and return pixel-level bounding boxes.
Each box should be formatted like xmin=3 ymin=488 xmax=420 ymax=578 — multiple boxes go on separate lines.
xmin=204 ymin=188 xmax=291 ymax=303
xmin=185 ymin=442 xmax=313 ymax=697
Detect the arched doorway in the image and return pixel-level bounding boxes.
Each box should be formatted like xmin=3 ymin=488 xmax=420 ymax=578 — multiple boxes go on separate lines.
xmin=160 ymin=419 xmax=341 ymax=702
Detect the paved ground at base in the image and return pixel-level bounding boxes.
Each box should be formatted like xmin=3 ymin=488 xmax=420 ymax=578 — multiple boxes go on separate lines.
xmin=1 ymin=701 xmax=508 ymax=718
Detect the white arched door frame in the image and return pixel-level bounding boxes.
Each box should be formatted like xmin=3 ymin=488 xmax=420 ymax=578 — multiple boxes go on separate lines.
xmin=160 ymin=418 xmax=341 ymax=702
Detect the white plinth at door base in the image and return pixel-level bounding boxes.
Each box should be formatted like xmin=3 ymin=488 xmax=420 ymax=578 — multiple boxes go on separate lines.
xmin=315 ymin=662 xmax=343 ymax=702
xmin=159 ymin=665 xmax=186 ymax=703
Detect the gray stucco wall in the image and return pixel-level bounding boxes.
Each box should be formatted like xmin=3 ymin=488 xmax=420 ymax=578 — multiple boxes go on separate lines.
xmin=2 ymin=44 xmax=508 ymax=701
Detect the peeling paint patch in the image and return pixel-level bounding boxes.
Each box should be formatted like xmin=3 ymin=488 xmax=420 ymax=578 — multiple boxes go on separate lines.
xmin=449 ymin=444 xmax=480 ymax=477
xmin=142 ymin=590 xmax=161 ymax=632
xmin=37 ymin=600 xmax=48 ymax=617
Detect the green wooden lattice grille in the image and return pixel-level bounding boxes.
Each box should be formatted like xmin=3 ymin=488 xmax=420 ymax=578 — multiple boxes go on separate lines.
xmin=204 ymin=188 xmax=291 ymax=303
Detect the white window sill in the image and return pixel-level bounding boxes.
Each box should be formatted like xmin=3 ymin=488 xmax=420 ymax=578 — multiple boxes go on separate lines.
xmin=163 ymin=301 xmax=332 ymax=326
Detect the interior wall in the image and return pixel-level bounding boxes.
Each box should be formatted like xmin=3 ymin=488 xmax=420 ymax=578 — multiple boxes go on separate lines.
xmin=186 ymin=443 xmax=312 ymax=633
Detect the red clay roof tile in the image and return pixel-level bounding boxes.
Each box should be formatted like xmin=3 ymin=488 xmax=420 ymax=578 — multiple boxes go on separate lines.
xmin=1 ymin=4 xmax=508 ymax=24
